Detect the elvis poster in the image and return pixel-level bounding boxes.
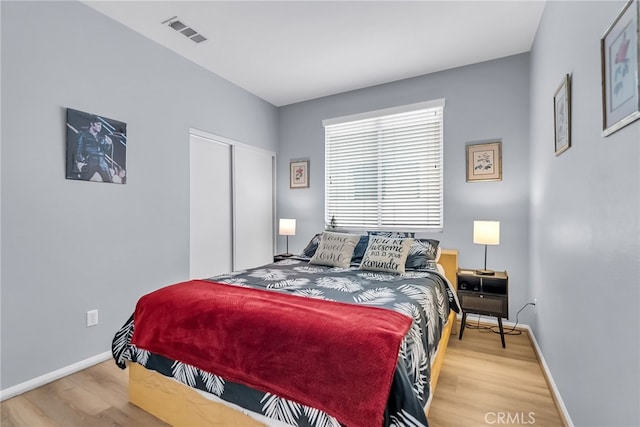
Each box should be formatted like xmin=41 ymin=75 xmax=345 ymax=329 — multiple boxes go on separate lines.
xmin=65 ymin=108 xmax=127 ymax=184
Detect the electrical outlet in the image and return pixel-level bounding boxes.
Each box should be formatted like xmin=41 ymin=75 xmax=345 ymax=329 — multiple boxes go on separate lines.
xmin=87 ymin=309 xmax=99 ymax=327
xmin=533 ymin=298 xmax=538 ymax=313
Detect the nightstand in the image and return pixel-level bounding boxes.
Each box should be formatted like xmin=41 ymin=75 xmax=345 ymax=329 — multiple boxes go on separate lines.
xmin=273 ymin=254 xmax=294 ymax=262
xmin=457 ymin=269 xmax=509 ymax=348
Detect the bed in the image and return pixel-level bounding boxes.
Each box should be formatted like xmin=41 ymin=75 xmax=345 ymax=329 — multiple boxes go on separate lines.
xmin=112 ymin=232 xmax=459 ymax=427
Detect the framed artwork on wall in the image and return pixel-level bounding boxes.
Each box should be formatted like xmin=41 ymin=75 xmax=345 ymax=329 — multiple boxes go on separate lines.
xmin=65 ymin=108 xmax=127 ymax=184
xmin=554 ymin=74 xmax=571 ymax=156
xmin=290 ymin=160 xmax=309 ymax=188
xmin=466 ymin=142 xmax=502 ymax=182
xmin=601 ymin=0 xmax=640 ymax=137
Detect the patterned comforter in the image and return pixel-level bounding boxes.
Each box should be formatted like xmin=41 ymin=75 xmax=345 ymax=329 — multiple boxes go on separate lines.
xmin=112 ymin=256 xmax=459 ymax=427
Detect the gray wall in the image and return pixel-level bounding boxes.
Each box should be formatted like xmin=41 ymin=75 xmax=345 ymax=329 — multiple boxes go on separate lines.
xmin=529 ymin=2 xmax=639 ymax=426
xmin=0 ymin=1 xmax=278 ymax=389
xmin=277 ymin=54 xmax=532 ymax=324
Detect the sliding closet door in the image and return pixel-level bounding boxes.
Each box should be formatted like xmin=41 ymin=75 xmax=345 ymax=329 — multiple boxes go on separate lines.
xmin=233 ymin=145 xmax=275 ymax=270
xmin=189 ymin=134 xmax=233 ymax=279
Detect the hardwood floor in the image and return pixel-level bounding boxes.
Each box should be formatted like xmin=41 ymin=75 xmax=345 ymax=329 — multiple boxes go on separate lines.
xmin=1 ymin=320 xmax=565 ymax=426
xmin=0 ymin=360 xmax=168 ymax=427
xmin=429 ymin=320 xmax=566 ymax=427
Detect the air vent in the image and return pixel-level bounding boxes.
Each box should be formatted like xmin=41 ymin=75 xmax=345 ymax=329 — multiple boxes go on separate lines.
xmin=191 ymin=34 xmax=207 ymax=44
xmin=161 ymin=16 xmax=207 ymax=44
xmin=181 ymin=27 xmax=197 ymax=38
xmin=169 ymin=20 xmax=186 ymax=31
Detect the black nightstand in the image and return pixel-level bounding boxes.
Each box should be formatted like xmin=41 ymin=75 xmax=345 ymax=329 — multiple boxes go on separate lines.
xmin=457 ymin=269 xmax=509 ymax=348
xmin=274 ymin=254 xmax=294 ymax=262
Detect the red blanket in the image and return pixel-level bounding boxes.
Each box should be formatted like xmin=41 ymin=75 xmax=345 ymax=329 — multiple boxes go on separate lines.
xmin=131 ymin=280 xmax=412 ymax=427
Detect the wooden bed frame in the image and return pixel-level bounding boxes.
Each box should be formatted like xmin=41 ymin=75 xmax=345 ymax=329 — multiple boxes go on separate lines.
xmin=128 ymin=249 xmax=459 ymax=426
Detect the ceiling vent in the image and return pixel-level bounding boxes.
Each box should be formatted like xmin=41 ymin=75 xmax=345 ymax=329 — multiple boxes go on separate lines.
xmin=161 ymin=16 xmax=207 ymax=44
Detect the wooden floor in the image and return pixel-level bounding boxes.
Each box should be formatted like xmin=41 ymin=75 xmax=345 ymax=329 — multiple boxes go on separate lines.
xmin=429 ymin=321 xmax=566 ymax=426
xmin=1 ymin=320 xmax=565 ymax=427
xmin=0 ymin=360 xmax=168 ymax=427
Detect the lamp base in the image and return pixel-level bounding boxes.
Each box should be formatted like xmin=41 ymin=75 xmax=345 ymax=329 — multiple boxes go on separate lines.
xmin=475 ymin=269 xmax=496 ymax=276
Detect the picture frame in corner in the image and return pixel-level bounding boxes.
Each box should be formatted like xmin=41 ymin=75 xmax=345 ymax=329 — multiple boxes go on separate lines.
xmin=554 ymin=74 xmax=571 ymax=156
xmin=290 ymin=160 xmax=309 ymax=189
xmin=601 ymin=0 xmax=640 ymax=137
xmin=466 ymin=142 xmax=502 ymax=182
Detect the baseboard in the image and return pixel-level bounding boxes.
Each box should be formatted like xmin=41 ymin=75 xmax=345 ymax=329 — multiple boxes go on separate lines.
xmin=0 ymin=351 xmax=112 ymax=402
xmin=459 ymin=314 xmax=574 ymax=426
xmin=522 ymin=324 xmax=574 ymax=427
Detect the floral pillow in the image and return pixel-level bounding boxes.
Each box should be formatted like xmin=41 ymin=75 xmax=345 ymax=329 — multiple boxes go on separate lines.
xmin=351 ymin=235 xmax=369 ymax=264
xmin=405 ymin=239 xmax=440 ymax=270
xmin=301 ymin=233 xmax=323 ymax=257
xmin=359 ymin=236 xmax=414 ymax=274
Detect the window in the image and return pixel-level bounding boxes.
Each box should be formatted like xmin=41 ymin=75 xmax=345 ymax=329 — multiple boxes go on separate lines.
xmin=323 ymin=99 xmax=444 ymax=232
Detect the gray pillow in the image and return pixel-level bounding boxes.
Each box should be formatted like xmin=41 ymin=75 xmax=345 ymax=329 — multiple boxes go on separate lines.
xmin=309 ymin=232 xmax=361 ymax=268
xmin=359 ymin=236 xmax=414 ymax=274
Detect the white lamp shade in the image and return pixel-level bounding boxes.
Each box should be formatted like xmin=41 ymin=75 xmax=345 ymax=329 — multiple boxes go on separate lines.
xmin=473 ymin=220 xmax=500 ymax=245
xmin=279 ymin=218 xmax=296 ymax=236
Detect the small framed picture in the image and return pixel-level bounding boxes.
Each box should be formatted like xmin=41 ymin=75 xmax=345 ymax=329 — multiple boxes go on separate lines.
xmin=466 ymin=142 xmax=502 ymax=182
xmin=290 ymin=160 xmax=309 ymax=188
xmin=601 ymin=0 xmax=640 ymax=136
xmin=554 ymin=74 xmax=571 ymax=156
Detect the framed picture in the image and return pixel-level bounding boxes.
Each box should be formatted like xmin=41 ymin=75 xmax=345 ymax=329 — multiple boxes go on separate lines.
xmin=466 ymin=142 xmax=502 ymax=182
xmin=554 ymin=74 xmax=571 ymax=156
xmin=601 ymin=0 xmax=640 ymax=136
xmin=65 ymin=108 xmax=127 ymax=184
xmin=290 ymin=160 xmax=309 ymax=188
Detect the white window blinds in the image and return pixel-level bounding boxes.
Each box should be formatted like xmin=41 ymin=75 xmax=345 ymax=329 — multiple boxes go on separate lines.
xmin=323 ymin=100 xmax=444 ymax=231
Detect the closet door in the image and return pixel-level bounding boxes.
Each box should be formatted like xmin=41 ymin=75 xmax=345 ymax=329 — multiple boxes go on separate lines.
xmin=233 ymin=145 xmax=275 ymax=270
xmin=189 ymin=134 xmax=233 ymax=279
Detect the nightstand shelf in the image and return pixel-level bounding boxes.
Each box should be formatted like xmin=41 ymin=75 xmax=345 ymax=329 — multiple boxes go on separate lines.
xmin=457 ymin=269 xmax=509 ymax=348
xmin=273 ymin=254 xmax=294 ymax=262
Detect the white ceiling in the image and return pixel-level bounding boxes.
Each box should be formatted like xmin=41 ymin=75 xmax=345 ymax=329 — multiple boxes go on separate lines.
xmin=85 ymin=1 xmax=546 ymax=107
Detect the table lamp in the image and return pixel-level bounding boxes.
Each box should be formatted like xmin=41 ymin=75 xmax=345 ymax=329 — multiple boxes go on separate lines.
xmin=473 ymin=220 xmax=500 ymax=275
xmin=278 ymin=218 xmax=296 ymax=256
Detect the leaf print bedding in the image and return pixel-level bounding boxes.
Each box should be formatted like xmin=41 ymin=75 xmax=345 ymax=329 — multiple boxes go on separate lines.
xmin=112 ymin=256 xmax=459 ymax=427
